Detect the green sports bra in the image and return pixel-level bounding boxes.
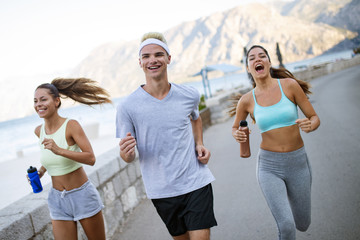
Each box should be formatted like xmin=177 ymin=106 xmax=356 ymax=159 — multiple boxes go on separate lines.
xmin=39 ymin=119 xmax=82 ymax=176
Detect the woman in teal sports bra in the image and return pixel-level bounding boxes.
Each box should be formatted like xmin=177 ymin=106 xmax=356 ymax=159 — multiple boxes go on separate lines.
xmin=32 ymin=78 xmax=111 ymax=240
xmin=230 ymin=45 xmax=320 ymax=240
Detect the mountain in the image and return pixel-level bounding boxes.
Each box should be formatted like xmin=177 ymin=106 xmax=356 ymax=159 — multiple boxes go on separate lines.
xmin=270 ymin=0 xmax=360 ymax=52
xmin=273 ymin=0 xmax=352 ymax=22
xmin=321 ymin=0 xmax=360 ymax=33
xmin=316 ymin=0 xmax=360 ymax=52
xmin=70 ymin=1 xmax=358 ymax=98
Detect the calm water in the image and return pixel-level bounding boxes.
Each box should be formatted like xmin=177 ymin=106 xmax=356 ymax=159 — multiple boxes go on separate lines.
xmin=0 ymin=49 xmax=354 ymax=163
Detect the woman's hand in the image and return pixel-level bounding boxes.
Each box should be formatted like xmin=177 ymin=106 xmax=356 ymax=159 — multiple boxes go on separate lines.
xmin=42 ymin=138 xmax=62 ymax=155
xmin=26 ymin=166 xmax=45 ymax=184
xmin=232 ymin=128 xmax=249 ymax=143
xmin=296 ymin=118 xmax=312 ymax=133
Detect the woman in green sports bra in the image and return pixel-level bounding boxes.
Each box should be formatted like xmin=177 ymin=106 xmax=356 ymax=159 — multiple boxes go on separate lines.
xmin=230 ymin=45 xmax=320 ymax=240
xmin=32 ymin=78 xmax=111 ymax=240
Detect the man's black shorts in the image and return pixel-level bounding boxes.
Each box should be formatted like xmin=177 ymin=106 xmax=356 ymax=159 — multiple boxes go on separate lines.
xmin=151 ymin=183 xmax=217 ymax=236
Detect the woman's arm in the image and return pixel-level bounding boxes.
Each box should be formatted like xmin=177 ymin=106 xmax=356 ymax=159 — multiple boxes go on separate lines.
xmin=33 ymin=125 xmax=47 ymax=178
xmin=42 ymin=120 xmax=96 ymax=165
xmin=38 ymin=166 xmax=47 ymax=178
xmin=289 ymin=79 xmax=320 ymax=133
xmin=232 ymin=92 xmax=251 ymax=143
xmin=34 ymin=125 xmax=41 ymax=138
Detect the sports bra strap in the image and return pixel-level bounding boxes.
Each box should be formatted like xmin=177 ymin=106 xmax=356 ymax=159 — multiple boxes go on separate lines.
xmin=252 ymin=89 xmax=257 ymax=105
xmin=277 ymin=79 xmax=285 ymax=96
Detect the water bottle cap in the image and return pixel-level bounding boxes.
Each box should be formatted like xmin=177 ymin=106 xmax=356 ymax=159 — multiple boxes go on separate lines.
xmin=240 ymin=120 xmax=248 ymax=127
xmin=27 ymin=166 xmax=37 ymax=173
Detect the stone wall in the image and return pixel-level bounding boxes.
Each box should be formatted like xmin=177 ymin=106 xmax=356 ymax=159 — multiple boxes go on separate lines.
xmin=205 ymin=86 xmax=251 ymax=125
xmin=200 ymin=107 xmax=211 ymax=129
xmin=293 ymin=55 xmax=360 ymax=82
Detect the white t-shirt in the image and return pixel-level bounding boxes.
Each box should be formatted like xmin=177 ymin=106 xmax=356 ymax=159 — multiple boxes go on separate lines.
xmin=116 ymin=83 xmax=215 ymax=199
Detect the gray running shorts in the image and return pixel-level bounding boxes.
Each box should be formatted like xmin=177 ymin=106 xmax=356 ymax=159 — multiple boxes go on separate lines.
xmin=48 ymin=180 xmax=104 ymax=221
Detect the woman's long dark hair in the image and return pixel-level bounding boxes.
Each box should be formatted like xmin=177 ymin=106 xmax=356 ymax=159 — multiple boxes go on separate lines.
xmin=246 ymin=45 xmax=311 ymax=94
xmin=36 ymin=78 xmax=112 ymax=108
xmin=228 ymin=45 xmax=311 ymax=117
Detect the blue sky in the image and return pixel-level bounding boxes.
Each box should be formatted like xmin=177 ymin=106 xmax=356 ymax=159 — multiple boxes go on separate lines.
xmin=0 ymin=0 xmax=275 ymax=79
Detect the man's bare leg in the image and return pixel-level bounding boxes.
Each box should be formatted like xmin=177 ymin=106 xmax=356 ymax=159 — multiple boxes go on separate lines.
xmin=189 ymin=229 xmax=210 ymax=240
xmin=173 ymin=232 xmax=189 ymax=240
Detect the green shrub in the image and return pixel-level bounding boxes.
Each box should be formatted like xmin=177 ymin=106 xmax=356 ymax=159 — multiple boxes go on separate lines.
xmin=199 ymin=94 xmax=206 ymax=111
xmin=353 ymin=46 xmax=360 ymax=54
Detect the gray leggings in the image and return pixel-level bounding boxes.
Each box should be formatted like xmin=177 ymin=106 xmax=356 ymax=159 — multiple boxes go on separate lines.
xmin=257 ymin=146 xmax=312 ymax=240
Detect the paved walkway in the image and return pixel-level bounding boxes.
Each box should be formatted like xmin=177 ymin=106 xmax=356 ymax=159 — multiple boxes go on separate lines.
xmin=113 ymin=65 xmax=360 ymax=240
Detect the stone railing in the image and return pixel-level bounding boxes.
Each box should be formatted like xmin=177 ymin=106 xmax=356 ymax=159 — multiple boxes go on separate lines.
xmin=200 ymin=107 xmax=211 ymax=129
xmin=205 ymin=86 xmax=251 ymax=124
xmin=293 ymin=54 xmax=360 ymax=82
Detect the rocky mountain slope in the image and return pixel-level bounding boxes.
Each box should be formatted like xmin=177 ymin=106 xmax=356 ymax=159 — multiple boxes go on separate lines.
xmin=272 ymin=0 xmax=360 ymax=52
xmin=70 ymin=1 xmax=358 ymax=98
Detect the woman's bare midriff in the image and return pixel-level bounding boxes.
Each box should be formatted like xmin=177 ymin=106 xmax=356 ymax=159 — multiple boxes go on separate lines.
xmin=51 ymin=167 xmax=88 ymax=191
xmin=260 ymin=124 xmax=304 ymax=152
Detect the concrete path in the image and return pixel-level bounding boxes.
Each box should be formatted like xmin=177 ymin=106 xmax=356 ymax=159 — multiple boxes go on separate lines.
xmin=113 ymin=65 xmax=360 ymax=240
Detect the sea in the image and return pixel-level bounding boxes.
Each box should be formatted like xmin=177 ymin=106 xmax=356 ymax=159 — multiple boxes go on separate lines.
xmin=0 ymin=49 xmax=354 ymax=163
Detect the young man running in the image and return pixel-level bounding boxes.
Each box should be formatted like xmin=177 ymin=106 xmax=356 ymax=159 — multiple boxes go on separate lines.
xmin=116 ymin=32 xmax=217 ymax=240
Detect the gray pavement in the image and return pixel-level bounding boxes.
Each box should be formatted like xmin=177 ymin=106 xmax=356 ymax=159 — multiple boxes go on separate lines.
xmin=113 ymin=65 xmax=360 ymax=240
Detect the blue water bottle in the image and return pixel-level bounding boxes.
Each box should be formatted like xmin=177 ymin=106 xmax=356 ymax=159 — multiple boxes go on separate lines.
xmin=27 ymin=166 xmax=43 ymax=193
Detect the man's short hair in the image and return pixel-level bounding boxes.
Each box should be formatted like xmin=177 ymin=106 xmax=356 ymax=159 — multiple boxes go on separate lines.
xmin=141 ymin=32 xmax=167 ymax=44
xmin=139 ymin=32 xmax=170 ymax=56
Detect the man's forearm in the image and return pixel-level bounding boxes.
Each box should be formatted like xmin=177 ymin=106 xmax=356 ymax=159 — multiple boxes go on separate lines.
xmin=191 ymin=117 xmax=204 ymax=146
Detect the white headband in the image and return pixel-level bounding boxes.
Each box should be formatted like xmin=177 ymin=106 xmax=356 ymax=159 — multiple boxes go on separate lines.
xmin=139 ymin=38 xmax=170 ymax=56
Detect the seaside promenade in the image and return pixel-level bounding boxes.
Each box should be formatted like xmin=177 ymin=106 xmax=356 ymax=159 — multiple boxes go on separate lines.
xmin=113 ymin=65 xmax=360 ymax=240
xmin=1 ymin=59 xmax=359 ymax=239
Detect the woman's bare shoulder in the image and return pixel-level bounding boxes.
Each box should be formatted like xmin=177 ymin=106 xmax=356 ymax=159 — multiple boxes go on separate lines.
xmin=281 ymin=78 xmax=299 ymax=87
xmin=239 ymin=90 xmax=253 ymax=104
xmin=34 ymin=124 xmax=42 ymax=138
xmin=68 ymin=118 xmax=85 ymax=127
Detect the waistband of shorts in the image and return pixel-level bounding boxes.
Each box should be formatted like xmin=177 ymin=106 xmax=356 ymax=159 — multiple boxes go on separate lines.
xmin=258 ymin=146 xmax=306 ymax=159
xmin=51 ymin=180 xmax=91 ymax=196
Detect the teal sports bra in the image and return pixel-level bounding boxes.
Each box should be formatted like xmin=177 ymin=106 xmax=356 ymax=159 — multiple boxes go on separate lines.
xmin=252 ymin=79 xmax=298 ymax=133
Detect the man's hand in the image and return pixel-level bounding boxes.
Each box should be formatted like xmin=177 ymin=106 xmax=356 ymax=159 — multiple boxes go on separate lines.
xmin=119 ymin=132 xmax=137 ymax=162
xmin=196 ymin=145 xmax=211 ymax=164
